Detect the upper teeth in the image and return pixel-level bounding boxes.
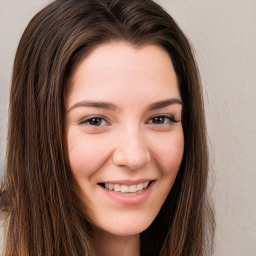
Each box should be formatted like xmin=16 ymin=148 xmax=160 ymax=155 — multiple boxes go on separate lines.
xmin=104 ymin=182 xmax=150 ymax=193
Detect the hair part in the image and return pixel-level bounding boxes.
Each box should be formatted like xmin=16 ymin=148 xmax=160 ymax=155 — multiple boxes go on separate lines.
xmin=1 ymin=0 xmax=215 ymax=255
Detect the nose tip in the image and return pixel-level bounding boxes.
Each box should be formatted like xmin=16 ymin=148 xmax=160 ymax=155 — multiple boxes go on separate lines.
xmin=112 ymin=134 xmax=151 ymax=170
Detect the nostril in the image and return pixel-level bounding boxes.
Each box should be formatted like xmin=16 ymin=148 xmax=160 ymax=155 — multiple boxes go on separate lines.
xmin=112 ymin=147 xmax=150 ymax=170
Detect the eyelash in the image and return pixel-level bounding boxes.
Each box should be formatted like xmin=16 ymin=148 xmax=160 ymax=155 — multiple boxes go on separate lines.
xmin=79 ymin=114 xmax=178 ymax=128
xmin=148 ymin=114 xmax=178 ymax=125
xmin=79 ymin=115 xmax=109 ymax=127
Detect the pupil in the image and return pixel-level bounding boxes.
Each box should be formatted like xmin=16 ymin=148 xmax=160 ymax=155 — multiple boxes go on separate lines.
xmin=154 ymin=116 xmax=164 ymax=124
xmin=89 ymin=118 xmax=101 ymax=126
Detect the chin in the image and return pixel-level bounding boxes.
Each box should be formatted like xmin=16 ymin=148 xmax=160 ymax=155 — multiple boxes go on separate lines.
xmin=94 ymin=214 xmax=154 ymax=237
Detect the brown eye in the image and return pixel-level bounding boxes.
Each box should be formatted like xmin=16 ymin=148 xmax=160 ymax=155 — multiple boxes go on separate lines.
xmin=88 ymin=118 xmax=103 ymax=126
xmin=149 ymin=115 xmax=178 ymax=124
xmin=80 ymin=116 xmax=108 ymax=127
xmin=152 ymin=116 xmax=165 ymax=124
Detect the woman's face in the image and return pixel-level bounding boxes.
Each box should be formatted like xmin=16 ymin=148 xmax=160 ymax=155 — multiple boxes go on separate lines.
xmin=65 ymin=42 xmax=184 ymax=236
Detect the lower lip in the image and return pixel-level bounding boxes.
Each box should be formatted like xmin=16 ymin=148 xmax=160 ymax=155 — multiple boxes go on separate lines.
xmin=98 ymin=182 xmax=155 ymax=206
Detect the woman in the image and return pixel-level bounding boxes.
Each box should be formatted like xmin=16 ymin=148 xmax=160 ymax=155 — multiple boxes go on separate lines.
xmin=0 ymin=0 xmax=215 ymax=255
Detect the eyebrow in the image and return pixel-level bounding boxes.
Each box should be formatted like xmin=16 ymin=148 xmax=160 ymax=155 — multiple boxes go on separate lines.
xmin=67 ymin=101 xmax=117 ymax=112
xmin=148 ymin=98 xmax=182 ymax=111
xmin=67 ymin=98 xmax=182 ymax=113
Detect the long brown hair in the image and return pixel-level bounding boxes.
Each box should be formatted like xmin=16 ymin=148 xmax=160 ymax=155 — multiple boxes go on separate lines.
xmin=0 ymin=0 xmax=215 ymax=255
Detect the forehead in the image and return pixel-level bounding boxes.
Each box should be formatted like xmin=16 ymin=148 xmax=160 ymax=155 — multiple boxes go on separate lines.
xmin=66 ymin=42 xmax=180 ymax=108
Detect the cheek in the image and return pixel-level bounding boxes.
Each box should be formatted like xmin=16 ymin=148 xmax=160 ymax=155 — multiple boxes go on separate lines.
xmin=66 ymin=129 xmax=111 ymax=178
xmin=152 ymin=130 xmax=184 ymax=176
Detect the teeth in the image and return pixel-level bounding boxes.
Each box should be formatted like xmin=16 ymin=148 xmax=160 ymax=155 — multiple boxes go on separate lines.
xmin=143 ymin=181 xmax=149 ymax=188
xmin=129 ymin=185 xmax=137 ymax=192
xmin=121 ymin=185 xmax=129 ymax=193
xmin=104 ymin=182 xmax=151 ymax=193
xmin=108 ymin=184 xmax=114 ymax=191
xmin=114 ymin=184 xmax=121 ymax=192
xmin=137 ymin=183 xmax=143 ymax=191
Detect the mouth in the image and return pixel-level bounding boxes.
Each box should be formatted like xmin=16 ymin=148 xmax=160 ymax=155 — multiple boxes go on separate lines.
xmin=98 ymin=180 xmax=155 ymax=194
xmin=97 ymin=180 xmax=156 ymax=205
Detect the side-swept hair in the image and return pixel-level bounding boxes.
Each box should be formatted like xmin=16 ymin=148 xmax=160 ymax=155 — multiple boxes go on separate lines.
xmin=1 ymin=0 xmax=215 ymax=255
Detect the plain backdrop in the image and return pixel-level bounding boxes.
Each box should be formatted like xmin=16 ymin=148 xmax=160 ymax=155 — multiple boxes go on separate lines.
xmin=0 ymin=0 xmax=255 ymax=255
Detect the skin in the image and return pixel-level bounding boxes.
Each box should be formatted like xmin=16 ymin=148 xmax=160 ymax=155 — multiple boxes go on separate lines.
xmin=65 ymin=42 xmax=184 ymax=256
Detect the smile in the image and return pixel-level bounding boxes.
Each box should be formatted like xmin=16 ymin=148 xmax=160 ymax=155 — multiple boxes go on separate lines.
xmin=104 ymin=181 xmax=150 ymax=193
xmin=98 ymin=180 xmax=155 ymax=206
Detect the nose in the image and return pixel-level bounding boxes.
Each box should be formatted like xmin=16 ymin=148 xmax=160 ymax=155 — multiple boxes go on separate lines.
xmin=112 ymin=127 xmax=151 ymax=170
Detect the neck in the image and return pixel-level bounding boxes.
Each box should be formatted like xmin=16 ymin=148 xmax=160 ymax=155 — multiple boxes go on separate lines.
xmin=93 ymin=228 xmax=140 ymax=256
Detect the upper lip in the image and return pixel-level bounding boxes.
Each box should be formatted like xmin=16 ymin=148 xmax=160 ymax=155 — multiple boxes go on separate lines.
xmin=98 ymin=179 xmax=154 ymax=185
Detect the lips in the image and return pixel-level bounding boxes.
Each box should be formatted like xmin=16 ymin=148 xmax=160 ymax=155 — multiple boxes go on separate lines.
xmin=98 ymin=179 xmax=156 ymax=206
xmin=105 ymin=181 xmax=150 ymax=193
xmin=98 ymin=180 xmax=154 ymax=194
xmin=98 ymin=180 xmax=155 ymax=205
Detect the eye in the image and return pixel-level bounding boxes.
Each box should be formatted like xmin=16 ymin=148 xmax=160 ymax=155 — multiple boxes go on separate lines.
xmin=148 ymin=115 xmax=178 ymax=124
xmin=79 ymin=116 xmax=108 ymax=127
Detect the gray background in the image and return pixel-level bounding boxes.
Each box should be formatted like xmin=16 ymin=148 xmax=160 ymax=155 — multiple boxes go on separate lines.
xmin=0 ymin=0 xmax=255 ymax=255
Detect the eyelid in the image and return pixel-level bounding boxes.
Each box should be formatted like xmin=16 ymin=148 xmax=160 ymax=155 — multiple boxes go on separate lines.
xmin=79 ymin=115 xmax=110 ymax=126
xmin=78 ymin=113 xmax=180 ymax=128
xmin=147 ymin=114 xmax=179 ymax=124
